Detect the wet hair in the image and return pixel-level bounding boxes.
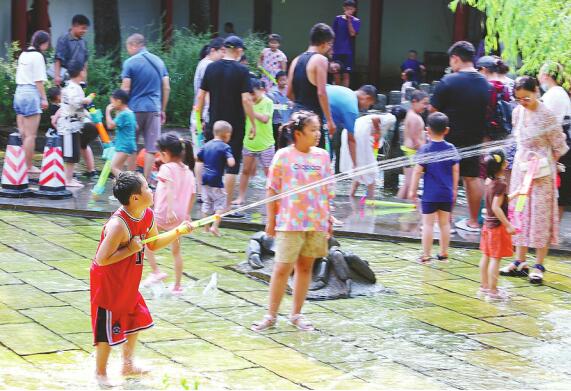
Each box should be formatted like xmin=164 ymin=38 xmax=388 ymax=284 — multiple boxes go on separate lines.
xmin=275 ymin=70 xmax=287 ymax=80
xmin=157 ymin=132 xmax=195 ymax=171
xmin=29 ymin=30 xmax=50 ymax=52
xmin=358 ymin=84 xmax=378 ymax=102
xmin=279 ymin=110 xmax=319 ymax=147
xmin=343 ymin=0 xmax=357 ymax=7
xmin=72 ymin=14 xmax=90 ymax=26
xmin=447 ymin=41 xmax=475 ymax=63
xmin=268 ymin=33 xmax=281 ymax=43
xmin=403 ymin=68 xmax=415 ymax=80
xmin=113 ymin=171 xmax=144 ymax=205
xmin=411 ymin=90 xmax=428 ymax=102
xmin=111 ymin=89 xmax=130 ymax=105
xmin=213 ymin=120 xmax=232 ymax=137
xmin=484 ymin=149 xmax=506 ymax=179
xmin=47 ymin=87 xmax=61 ymax=102
xmin=514 ymin=76 xmax=539 ymax=93
xmin=67 ymin=66 xmax=84 ymax=78
xmin=427 ymin=112 xmax=449 ymax=134
xmin=309 ymin=23 xmax=335 ymax=46
xmin=251 ymin=78 xmax=264 ymax=90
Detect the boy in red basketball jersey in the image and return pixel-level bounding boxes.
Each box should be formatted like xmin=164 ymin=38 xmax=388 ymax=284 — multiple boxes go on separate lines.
xmin=90 ymin=171 xmax=191 ymax=386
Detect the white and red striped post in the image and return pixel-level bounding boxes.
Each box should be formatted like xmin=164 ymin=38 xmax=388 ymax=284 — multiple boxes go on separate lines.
xmin=33 ymin=131 xmax=72 ymax=199
xmin=0 ymin=133 xmax=34 ymax=198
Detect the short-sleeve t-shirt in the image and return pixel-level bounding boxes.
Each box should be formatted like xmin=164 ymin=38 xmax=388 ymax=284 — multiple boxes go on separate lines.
xmin=57 ymin=81 xmax=88 ymax=134
xmin=484 ymin=178 xmax=508 ymax=228
xmin=15 ymin=50 xmax=47 ymax=85
xmin=430 ymin=71 xmax=491 ymax=147
xmin=54 ymin=32 xmax=89 ymax=71
xmin=267 ymin=146 xmax=334 ymax=232
xmin=197 ymin=139 xmax=234 ymax=188
xmin=114 ymin=109 xmax=137 ymax=145
xmin=417 ymin=140 xmax=460 ymax=203
xmin=154 ymin=162 xmax=196 ymax=230
xmin=268 ymin=87 xmax=292 ymax=124
xmin=244 ymin=96 xmax=274 ymax=152
xmin=121 ymin=49 xmax=168 ymax=112
xmin=332 ymin=15 xmax=361 ymax=55
xmin=326 ymin=85 xmax=359 ymax=134
xmin=200 ymin=59 xmax=252 ymax=137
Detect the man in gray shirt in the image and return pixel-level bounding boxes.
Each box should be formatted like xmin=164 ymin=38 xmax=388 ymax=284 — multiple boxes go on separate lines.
xmin=53 ymin=14 xmax=90 ymax=86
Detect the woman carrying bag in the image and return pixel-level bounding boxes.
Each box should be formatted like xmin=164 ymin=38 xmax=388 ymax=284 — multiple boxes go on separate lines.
xmin=500 ymin=76 xmax=569 ymax=284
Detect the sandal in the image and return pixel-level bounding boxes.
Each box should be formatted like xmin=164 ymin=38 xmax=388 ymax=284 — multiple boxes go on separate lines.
xmin=476 ymin=287 xmax=489 ymax=298
xmin=529 ymin=264 xmax=545 ymax=285
xmin=418 ymin=256 xmax=433 ymax=264
xmin=486 ymin=287 xmax=511 ymax=301
xmin=436 ymin=254 xmax=449 ymax=262
xmin=66 ymin=179 xmax=84 ymax=188
xmin=251 ymin=315 xmax=276 ymax=332
xmin=288 ymin=314 xmax=315 ymax=331
xmin=499 ymin=260 xmax=529 ymax=277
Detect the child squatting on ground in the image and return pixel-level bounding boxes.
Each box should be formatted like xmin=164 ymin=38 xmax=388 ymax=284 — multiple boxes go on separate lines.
xmin=252 ymin=111 xmax=334 ymax=332
xmin=106 ymin=89 xmax=138 ymax=177
xmin=197 ymin=120 xmax=235 ymax=236
xmin=234 ymin=78 xmax=275 ymax=205
xmin=90 ymin=172 xmax=192 ymax=386
xmin=479 ymin=150 xmax=518 ymax=300
xmin=143 ymin=133 xmax=197 ymax=295
xmin=409 ymin=112 xmax=460 ymax=263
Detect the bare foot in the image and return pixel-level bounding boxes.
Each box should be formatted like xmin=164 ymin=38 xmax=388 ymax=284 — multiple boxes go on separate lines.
xmin=96 ymin=373 xmax=121 ymax=388
xmin=231 ymin=198 xmax=244 ymax=205
xmin=121 ymin=364 xmax=150 ymax=377
xmin=209 ymin=226 xmax=221 ymax=237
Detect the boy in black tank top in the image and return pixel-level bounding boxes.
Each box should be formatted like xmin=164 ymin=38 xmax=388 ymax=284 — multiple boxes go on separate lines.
xmin=287 ymin=23 xmax=336 ymax=150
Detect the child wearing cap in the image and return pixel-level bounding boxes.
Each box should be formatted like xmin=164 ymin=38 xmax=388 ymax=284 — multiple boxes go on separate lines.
xmin=258 ymin=33 xmax=287 ymax=90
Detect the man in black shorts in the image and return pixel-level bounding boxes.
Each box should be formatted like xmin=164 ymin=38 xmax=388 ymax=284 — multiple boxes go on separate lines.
xmin=196 ymin=36 xmax=256 ymax=217
xmin=431 ymin=41 xmax=491 ymax=232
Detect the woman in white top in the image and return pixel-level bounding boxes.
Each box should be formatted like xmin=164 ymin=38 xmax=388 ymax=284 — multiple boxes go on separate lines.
xmin=538 ymin=62 xmax=571 ymax=218
xmin=13 ymin=30 xmax=50 ymax=173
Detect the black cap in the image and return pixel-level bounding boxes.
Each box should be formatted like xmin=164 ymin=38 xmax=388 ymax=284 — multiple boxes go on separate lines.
xmin=224 ymin=36 xmax=245 ymax=49
xmin=476 ymin=55 xmax=497 ymax=70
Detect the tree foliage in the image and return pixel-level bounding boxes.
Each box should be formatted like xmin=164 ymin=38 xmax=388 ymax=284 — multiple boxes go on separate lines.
xmin=451 ymin=0 xmax=571 ymax=86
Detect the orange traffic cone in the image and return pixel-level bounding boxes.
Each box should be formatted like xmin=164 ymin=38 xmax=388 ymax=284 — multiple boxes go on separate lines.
xmin=33 ymin=131 xmax=72 ymax=199
xmin=0 ymin=132 xmax=34 ymax=198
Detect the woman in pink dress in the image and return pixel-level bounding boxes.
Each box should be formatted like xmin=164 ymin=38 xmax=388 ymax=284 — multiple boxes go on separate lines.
xmin=500 ymin=76 xmax=568 ymax=284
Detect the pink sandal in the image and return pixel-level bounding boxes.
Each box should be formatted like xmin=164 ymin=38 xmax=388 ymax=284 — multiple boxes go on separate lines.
xmin=251 ymin=315 xmax=276 ymax=332
xmin=288 ymin=314 xmax=315 ymax=331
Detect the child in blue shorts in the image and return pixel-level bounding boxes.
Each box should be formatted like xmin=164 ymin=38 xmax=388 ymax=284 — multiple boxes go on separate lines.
xmin=409 ymin=112 xmax=460 ymax=263
xmin=105 ymin=89 xmax=137 ymax=176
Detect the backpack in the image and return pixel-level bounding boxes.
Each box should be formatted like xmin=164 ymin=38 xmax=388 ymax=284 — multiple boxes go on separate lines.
xmin=487 ymin=80 xmax=514 ymax=139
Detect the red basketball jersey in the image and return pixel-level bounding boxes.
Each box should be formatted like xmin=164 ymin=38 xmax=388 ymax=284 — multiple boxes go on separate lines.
xmin=90 ymin=208 xmax=154 ymax=314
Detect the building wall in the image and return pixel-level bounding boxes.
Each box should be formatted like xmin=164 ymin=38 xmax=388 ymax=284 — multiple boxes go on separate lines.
xmin=219 ymin=0 xmax=254 ymax=36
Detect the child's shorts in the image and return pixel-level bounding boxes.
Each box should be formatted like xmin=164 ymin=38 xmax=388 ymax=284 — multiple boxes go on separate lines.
xmin=242 ymin=146 xmax=275 ymax=168
xmin=274 ymin=231 xmax=328 ymax=263
xmin=62 ymin=124 xmax=99 ymax=163
xmin=201 ymin=185 xmax=227 ymax=215
xmin=91 ymin=296 xmax=153 ymax=346
xmin=480 ymin=225 xmax=513 ymax=259
xmin=421 ymin=201 xmax=452 ymax=214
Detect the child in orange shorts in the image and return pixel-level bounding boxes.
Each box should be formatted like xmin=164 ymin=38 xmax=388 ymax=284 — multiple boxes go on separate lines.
xmin=479 ymin=150 xmax=518 ymax=301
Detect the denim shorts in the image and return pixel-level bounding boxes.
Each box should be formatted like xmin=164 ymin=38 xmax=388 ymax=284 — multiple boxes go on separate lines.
xmin=13 ymin=85 xmax=42 ymax=117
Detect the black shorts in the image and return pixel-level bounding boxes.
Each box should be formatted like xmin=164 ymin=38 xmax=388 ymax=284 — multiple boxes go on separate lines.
xmin=62 ymin=123 xmax=98 ymax=163
xmin=558 ymin=152 xmax=571 ymax=206
xmin=459 ymin=155 xmax=481 ymax=178
xmin=333 ymin=53 xmax=354 ymax=73
xmin=421 ymin=201 xmax=453 ymax=214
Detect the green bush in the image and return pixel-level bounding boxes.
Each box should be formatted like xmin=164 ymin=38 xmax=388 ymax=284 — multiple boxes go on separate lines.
xmin=0 ymin=30 xmax=268 ymax=128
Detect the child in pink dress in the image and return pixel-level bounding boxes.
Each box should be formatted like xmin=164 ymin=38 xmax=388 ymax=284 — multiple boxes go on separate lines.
xmin=258 ymin=34 xmax=287 ymax=90
xmin=143 ymin=133 xmax=196 ymax=294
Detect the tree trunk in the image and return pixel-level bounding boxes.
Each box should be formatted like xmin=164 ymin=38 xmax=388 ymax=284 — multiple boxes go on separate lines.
xmin=93 ymin=0 xmax=121 ymax=67
xmin=189 ymin=0 xmax=211 ymax=34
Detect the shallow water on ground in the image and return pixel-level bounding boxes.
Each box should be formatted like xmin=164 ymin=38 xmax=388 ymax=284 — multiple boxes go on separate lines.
xmin=1 ymin=210 xmax=571 ymax=389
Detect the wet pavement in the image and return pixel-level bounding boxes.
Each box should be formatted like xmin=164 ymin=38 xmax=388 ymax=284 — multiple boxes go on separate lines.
xmin=1 ymin=210 xmax=571 ymax=389
xmin=1 ymin=150 xmax=570 ymax=252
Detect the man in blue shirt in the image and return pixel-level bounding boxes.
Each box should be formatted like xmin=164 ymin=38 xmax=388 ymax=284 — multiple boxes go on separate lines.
xmin=121 ymin=33 xmax=170 ymax=180
xmin=53 ymin=14 xmax=90 ymax=86
xmin=327 ymin=84 xmax=377 ymax=170
xmin=400 ymin=50 xmax=425 ymax=83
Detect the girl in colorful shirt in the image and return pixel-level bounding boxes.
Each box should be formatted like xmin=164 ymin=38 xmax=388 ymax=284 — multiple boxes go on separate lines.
xmin=258 ymin=34 xmax=287 ymax=90
xmin=252 ymin=111 xmax=334 ymax=332
xmin=143 ymin=133 xmax=196 ymax=295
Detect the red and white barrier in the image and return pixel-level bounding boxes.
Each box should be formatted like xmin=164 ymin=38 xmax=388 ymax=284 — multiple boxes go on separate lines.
xmin=34 ymin=132 xmax=72 ymax=199
xmin=0 ymin=133 xmax=34 ymax=198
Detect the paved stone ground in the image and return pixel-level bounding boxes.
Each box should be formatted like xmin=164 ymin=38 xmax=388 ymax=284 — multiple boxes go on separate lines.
xmin=1 ymin=211 xmax=571 ymax=389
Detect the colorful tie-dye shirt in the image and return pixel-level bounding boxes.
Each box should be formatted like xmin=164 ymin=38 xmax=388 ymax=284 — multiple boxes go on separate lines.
xmin=267 ymin=145 xmax=334 ymax=232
